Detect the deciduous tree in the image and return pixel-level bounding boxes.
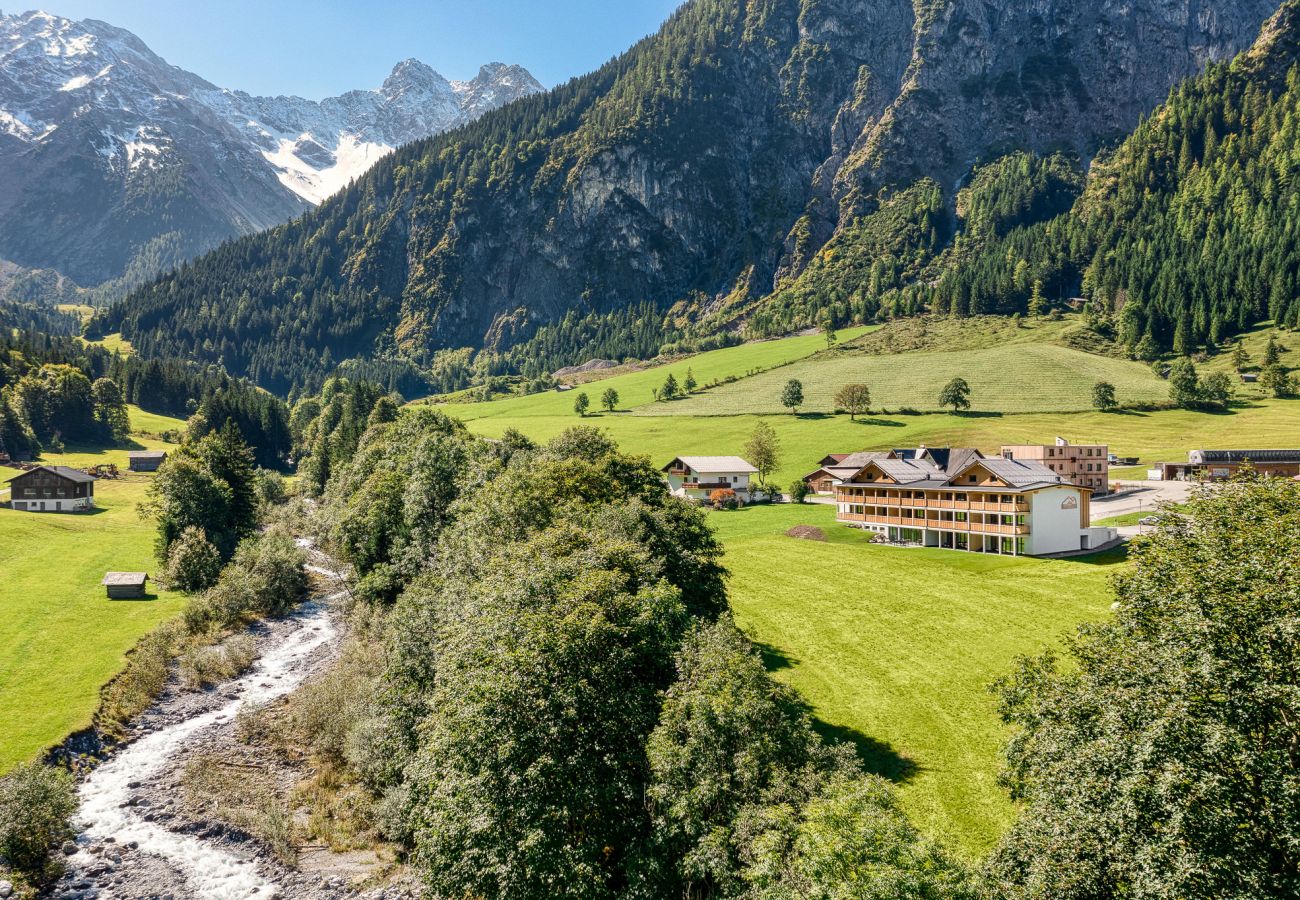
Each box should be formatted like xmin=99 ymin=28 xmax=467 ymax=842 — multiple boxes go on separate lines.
xmin=835 ymin=384 xmax=871 ymax=420
xmin=939 ymin=377 xmax=971 ymax=413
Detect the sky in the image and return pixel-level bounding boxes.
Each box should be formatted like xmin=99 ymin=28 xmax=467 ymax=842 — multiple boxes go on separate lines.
xmin=37 ymin=1 xmax=685 ymax=96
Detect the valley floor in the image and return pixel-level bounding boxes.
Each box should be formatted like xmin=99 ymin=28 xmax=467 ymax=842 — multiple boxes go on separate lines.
xmin=711 ymin=503 xmax=1123 ymax=857
xmin=0 ymin=408 xmax=187 ymax=771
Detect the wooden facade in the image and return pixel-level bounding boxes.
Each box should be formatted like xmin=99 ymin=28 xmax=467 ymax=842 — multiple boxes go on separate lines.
xmin=102 ymin=572 xmax=149 ymax=599
xmin=5 ymin=466 xmax=96 ymax=513
xmin=128 ymin=450 xmax=168 ymax=472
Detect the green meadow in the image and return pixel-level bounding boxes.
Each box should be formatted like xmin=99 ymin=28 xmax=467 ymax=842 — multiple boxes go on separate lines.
xmin=712 ymin=503 xmax=1124 ymax=856
xmin=0 ymin=407 xmax=186 ymax=772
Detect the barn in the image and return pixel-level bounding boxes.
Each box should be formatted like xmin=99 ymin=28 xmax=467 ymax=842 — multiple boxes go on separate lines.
xmin=101 ymin=572 xmax=149 ymax=600
xmin=5 ymin=466 xmax=97 ymax=512
xmin=128 ymin=450 xmax=168 ymax=472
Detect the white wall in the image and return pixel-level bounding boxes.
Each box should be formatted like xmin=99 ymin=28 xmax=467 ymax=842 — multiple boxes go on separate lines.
xmin=1027 ymin=486 xmax=1088 ymax=555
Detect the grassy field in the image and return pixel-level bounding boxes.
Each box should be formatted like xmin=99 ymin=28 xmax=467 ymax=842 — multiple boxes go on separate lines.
xmin=428 ymin=327 xmax=873 ymax=422
xmin=650 ymin=342 xmax=1169 ymax=415
xmin=462 ymin=399 xmax=1300 ymax=488
xmin=712 ymin=504 xmax=1124 ymax=857
xmin=432 ymin=317 xmax=1300 ymax=486
xmin=0 ymin=407 xmax=186 ymax=772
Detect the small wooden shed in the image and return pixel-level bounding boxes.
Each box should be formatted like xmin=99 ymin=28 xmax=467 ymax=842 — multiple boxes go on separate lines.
xmin=102 ymin=572 xmax=149 ymax=600
xmin=127 ymin=450 xmax=168 ymax=472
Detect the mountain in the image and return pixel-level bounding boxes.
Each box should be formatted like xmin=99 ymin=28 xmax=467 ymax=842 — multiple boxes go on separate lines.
xmin=0 ymin=10 xmax=542 ymax=293
xmin=94 ymin=0 xmax=1282 ymax=396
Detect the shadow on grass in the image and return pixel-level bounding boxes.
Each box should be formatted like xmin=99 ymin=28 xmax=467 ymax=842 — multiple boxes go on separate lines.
xmin=1105 ymin=408 xmax=1150 ymax=417
xmin=811 ymin=718 xmax=920 ymax=784
xmin=1066 ymin=545 xmax=1131 ymax=566
xmin=852 ymin=417 xmax=905 ymax=428
xmin=754 ymin=640 xmax=920 ymax=784
xmin=950 ymin=410 xmax=1003 ymax=419
xmin=108 ymin=593 xmax=161 ymax=602
xmin=754 ymin=640 xmax=796 ymax=672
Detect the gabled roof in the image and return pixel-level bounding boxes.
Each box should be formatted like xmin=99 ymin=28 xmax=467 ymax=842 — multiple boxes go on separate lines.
xmin=955 ymin=457 xmax=1065 ymax=489
xmin=127 ymin=450 xmax=168 ymax=459
xmin=664 ymin=456 xmax=758 ymax=474
xmin=5 ymin=465 xmax=97 ymax=484
xmin=102 ymin=572 xmax=148 ymax=587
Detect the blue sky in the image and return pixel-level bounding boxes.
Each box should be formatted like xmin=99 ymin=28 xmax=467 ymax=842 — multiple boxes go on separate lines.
xmin=40 ymin=1 xmax=685 ymax=96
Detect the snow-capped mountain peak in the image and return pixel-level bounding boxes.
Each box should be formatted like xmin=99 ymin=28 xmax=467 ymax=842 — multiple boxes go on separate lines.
xmin=0 ymin=10 xmax=544 ymax=287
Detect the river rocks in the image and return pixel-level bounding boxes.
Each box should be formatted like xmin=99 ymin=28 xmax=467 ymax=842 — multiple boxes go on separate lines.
xmin=62 ymin=841 xmax=79 ymax=855
xmin=0 ymin=879 xmax=13 ymax=898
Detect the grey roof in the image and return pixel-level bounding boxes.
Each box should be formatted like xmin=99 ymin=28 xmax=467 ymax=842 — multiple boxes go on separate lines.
xmin=128 ymin=450 xmax=168 ymax=459
xmin=665 ymin=456 xmax=758 ymax=474
xmin=1189 ymin=449 xmax=1300 ymax=464
xmin=6 ymin=465 xmax=97 ymax=484
xmin=974 ymin=457 xmax=1066 ymax=487
xmin=838 ymin=450 xmax=896 ymax=469
xmin=102 ymin=572 xmax=148 ymax=586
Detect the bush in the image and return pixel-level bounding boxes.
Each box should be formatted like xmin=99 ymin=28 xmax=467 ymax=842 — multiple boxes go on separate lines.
xmin=179 ymin=634 xmax=259 ymax=690
xmin=790 ymin=480 xmax=812 ymax=504
xmin=255 ymin=469 xmax=287 ymax=508
xmin=709 ymin=488 xmax=740 ymax=510
xmin=183 ymin=530 xmax=308 ymax=634
xmin=166 ymin=526 xmax=223 ymax=593
xmin=97 ymin=620 xmax=184 ymax=738
xmin=0 ymin=764 xmax=77 ymax=885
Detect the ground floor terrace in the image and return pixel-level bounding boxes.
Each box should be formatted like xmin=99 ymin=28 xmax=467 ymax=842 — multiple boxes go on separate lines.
xmin=839 ymin=515 xmax=1029 ymax=555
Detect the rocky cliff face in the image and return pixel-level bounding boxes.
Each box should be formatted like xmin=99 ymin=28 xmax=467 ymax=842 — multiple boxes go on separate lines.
xmin=97 ymin=0 xmax=1285 ymax=393
xmin=771 ymin=0 xmax=1281 ymax=283
xmin=0 ymin=11 xmax=542 ymax=288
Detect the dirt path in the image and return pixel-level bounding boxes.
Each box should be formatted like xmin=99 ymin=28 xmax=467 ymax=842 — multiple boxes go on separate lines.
xmin=50 ymin=546 xmax=404 ymax=900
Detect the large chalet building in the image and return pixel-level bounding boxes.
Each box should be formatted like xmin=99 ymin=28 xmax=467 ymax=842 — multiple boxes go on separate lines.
xmin=830 ymin=447 xmax=1116 ymax=556
xmin=5 ymin=465 xmax=97 ymax=513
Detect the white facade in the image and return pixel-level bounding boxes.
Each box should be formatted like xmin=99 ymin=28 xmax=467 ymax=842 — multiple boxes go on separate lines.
xmin=1024 ymin=485 xmax=1115 ymax=555
xmin=662 ymin=456 xmax=760 ymax=502
xmin=11 ymin=497 xmax=95 ymax=513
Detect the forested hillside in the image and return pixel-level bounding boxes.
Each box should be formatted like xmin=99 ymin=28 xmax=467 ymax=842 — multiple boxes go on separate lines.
xmin=0 ymin=330 xmax=291 ymax=466
xmin=93 ymin=0 xmax=1276 ymax=396
xmin=920 ymin=0 xmax=1300 ymax=356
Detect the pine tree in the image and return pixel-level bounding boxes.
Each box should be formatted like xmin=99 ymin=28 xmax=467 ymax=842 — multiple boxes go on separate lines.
xmin=1027 ymin=280 xmax=1047 ymax=317
xmin=684 ymin=368 xmax=697 ymax=394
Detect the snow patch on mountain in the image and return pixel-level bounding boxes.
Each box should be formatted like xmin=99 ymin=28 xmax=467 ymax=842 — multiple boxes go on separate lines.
xmin=0 ymin=10 xmax=544 ymax=205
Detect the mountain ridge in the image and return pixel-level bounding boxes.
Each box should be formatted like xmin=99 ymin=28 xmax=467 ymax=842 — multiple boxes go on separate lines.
xmin=93 ymin=0 xmax=1281 ymax=395
xmin=0 ymin=10 xmax=542 ymax=292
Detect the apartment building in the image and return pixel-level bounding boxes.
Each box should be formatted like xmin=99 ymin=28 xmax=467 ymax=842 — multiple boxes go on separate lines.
xmin=833 ymin=448 xmax=1116 ymax=556
xmin=1000 ymin=437 xmax=1110 ymax=495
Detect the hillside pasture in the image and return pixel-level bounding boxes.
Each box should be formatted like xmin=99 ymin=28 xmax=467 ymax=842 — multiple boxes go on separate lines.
xmin=646 ymin=343 xmax=1170 ymax=415
xmin=712 ymin=503 xmax=1124 ymax=856
xmin=429 ymin=327 xmax=873 ymax=422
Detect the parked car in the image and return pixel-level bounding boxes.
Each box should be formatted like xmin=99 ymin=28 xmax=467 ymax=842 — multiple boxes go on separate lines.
xmin=1139 ymin=515 xmax=1160 ymax=526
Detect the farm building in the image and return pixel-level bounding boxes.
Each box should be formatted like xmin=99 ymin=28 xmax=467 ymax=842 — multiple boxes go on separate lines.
xmin=101 ymin=572 xmax=149 ymax=599
xmin=5 ymin=466 xmax=96 ymax=512
xmin=1156 ymin=449 xmax=1300 ymax=481
xmin=127 ymin=450 xmax=167 ymax=472
xmin=662 ymin=456 xmax=761 ymax=502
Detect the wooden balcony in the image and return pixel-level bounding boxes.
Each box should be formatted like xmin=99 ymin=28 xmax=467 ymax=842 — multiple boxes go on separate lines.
xmin=838 ymin=512 xmax=1029 ymax=536
xmin=834 ymin=492 xmax=1026 ymax=514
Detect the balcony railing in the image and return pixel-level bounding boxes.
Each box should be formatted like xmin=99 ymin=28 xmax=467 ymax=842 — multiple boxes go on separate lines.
xmin=838 ymin=512 xmax=1029 ymax=536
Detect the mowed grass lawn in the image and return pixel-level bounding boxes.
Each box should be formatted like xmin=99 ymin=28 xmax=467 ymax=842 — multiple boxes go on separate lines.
xmin=0 ymin=408 xmax=186 ymax=772
xmin=648 ymin=343 xmax=1170 ymax=415
xmin=712 ymin=504 xmax=1124 ymax=857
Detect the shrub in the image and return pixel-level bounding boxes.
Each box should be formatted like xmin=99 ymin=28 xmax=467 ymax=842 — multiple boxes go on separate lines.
xmin=0 ymin=764 xmax=77 ymax=885
xmin=166 ymin=526 xmax=223 ymax=593
xmin=97 ymin=620 xmax=184 ymax=737
xmin=255 ymin=469 xmax=287 ymax=508
xmin=180 ymin=634 xmax=259 ymax=690
xmin=710 ymin=488 xmax=740 ymax=510
xmin=790 ymin=480 xmax=811 ymax=504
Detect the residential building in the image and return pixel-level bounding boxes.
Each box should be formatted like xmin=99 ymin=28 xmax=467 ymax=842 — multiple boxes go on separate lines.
xmin=127 ymin=450 xmax=168 ymax=472
xmin=1000 ymin=437 xmax=1110 ymax=495
xmin=804 ymin=451 xmax=896 ymax=494
xmin=662 ymin=456 xmax=760 ymax=502
xmin=1157 ymin=449 xmax=1300 ymax=481
xmin=102 ymin=572 xmax=149 ymax=600
xmin=5 ymin=466 xmax=97 ymax=512
xmin=833 ymin=449 xmax=1116 ymax=556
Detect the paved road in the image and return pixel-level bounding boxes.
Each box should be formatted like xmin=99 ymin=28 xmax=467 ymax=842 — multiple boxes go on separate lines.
xmin=1091 ymin=480 xmax=1196 ymax=539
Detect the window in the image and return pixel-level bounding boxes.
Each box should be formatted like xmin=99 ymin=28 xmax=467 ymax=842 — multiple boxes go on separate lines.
xmin=956 ymin=493 xmax=967 ymax=502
